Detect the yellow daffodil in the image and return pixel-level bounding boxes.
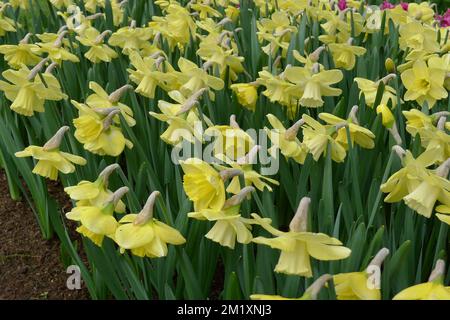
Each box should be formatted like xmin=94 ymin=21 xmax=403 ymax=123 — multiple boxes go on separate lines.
xmin=174 ymin=57 xmax=224 ymax=100
xmin=257 ymin=69 xmax=296 ymax=112
xmin=84 ymin=0 xmax=105 ymax=13
xmin=0 ymin=3 xmax=16 ymax=36
xmin=376 ymin=104 xmax=395 ymax=129
xmin=393 ymin=260 xmax=450 ymax=300
xmin=108 ymin=21 xmax=153 ymax=55
xmin=416 ymin=119 xmax=450 ymax=163
xmin=402 ymin=109 xmax=449 ymax=136
xmin=0 ymin=59 xmax=67 ymax=116
xmin=252 ymin=197 xmax=351 ymax=277
xmin=127 ymin=51 xmax=177 ymax=99
xmin=319 ymin=106 xmax=376 ymax=150
xmin=72 ymin=101 xmax=133 ymax=156
xmin=334 ymin=248 xmax=389 ymax=300
xmin=230 ymin=83 xmax=258 ymax=111
xmin=301 ymin=114 xmax=347 ymax=163
xmin=284 ymin=63 xmax=343 ymax=108
xmin=15 ymin=126 xmax=86 ymax=180
xmin=214 ymin=145 xmax=279 ymax=194
xmin=265 ymin=114 xmax=308 ymax=164
xmin=354 ymin=74 xmax=398 ymax=108
xmin=76 ymin=27 xmax=117 ymax=63
xmin=66 ymin=186 xmax=128 ymax=246
xmin=188 ymin=187 xmax=256 ymax=249
xmin=205 ymin=115 xmax=255 ymax=161
xmin=114 ymin=191 xmax=185 ymax=257
xmin=251 ymin=274 xmax=331 ymax=300
xmin=0 ymin=33 xmax=41 ymax=68
xmin=150 ymin=89 xmax=211 ymax=146
xmin=399 ymin=21 xmax=439 ymax=53
xmin=85 ymin=81 xmax=135 ymax=127
xmin=65 ymin=164 xmax=126 ymax=212
xmin=36 ymin=31 xmax=79 ymax=64
xmin=328 ymin=39 xmax=366 ymax=71
xmin=401 ymin=59 xmax=447 ymax=109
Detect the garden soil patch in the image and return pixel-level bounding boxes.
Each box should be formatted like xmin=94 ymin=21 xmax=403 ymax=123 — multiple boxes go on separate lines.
xmin=0 ymin=170 xmax=88 ymax=300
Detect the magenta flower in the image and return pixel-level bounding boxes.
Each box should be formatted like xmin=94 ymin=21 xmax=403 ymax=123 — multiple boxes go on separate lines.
xmin=436 ymin=9 xmax=450 ymax=28
xmin=380 ymin=1 xmax=395 ymax=10
xmin=337 ymin=0 xmax=347 ymax=10
xmin=399 ymin=2 xmax=408 ymax=11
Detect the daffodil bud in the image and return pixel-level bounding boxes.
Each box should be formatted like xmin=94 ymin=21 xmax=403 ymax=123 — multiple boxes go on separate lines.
xmin=19 ymin=33 xmax=33 ymax=44
xmin=54 ymin=30 xmax=68 ymax=47
xmin=103 ymin=109 xmax=121 ymax=129
xmin=222 ymin=186 xmax=255 ymax=209
xmin=45 ymin=62 xmax=58 ymax=74
xmin=437 ymin=116 xmax=446 ymax=131
xmin=376 ymin=104 xmax=395 ymax=128
xmin=28 ymin=57 xmax=49 ymax=81
xmin=98 ymin=164 xmax=120 ymax=187
xmin=392 ymin=145 xmax=406 ymax=159
xmin=237 ymin=145 xmax=261 ymax=165
xmin=218 ymin=17 xmax=232 ymax=26
xmin=154 ymin=56 xmax=165 ymax=70
xmin=94 ymin=30 xmax=112 ymax=45
xmin=284 ymin=118 xmax=305 ymax=141
xmin=202 ymin=60 xmax=214 ymax=71
xmin=304 ymin=274 xmax=332 ymax=300
xmin=308 ymin=45 xmax=326 ymax=62
xmin=387 ymin=122 xmax=402 ymax=145
xmin=219 ymin=168 xmax=242 ymax=181
xmin=311 ymin=62 xmax=320 ymax=74
xmin=108 ymin=84 xmax=133 ymax=103
xmin=176 ymin=88 xmax=207 ymax=115
xmin=57 ymin=25 xmax=68 ymax=34
xmin=368 ymin=247 xmax=390 ymax=269
xmin=229 ymin=114 xmax=240 ymax=129
xmin=108 ymin=186 xmax=129 ymax=207
xmin=42 ymin=126 xmax=69 ymax=151
xmin=436 ymin=158 xmax=450 ymax=178
xmin=379 ymin=73 xmax=396 ymax=85
xmin=349 ymin=105 xmax=360 ymax=125
xmin=428 ymin=259 xmax=445 ymax=282
xmin=86 ymin=13 xmax=104 ymax=20
xmin=134 ymin=191 xmax=161 ymax=225
xmin=289 ymin=196 xmax=311 ymax=232
xmin=385 ymin=58 xmax=396 ymax=73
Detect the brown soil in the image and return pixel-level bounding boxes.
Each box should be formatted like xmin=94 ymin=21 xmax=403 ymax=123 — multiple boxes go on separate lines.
xmin=0 ymin=171 xmax=89 ymax=300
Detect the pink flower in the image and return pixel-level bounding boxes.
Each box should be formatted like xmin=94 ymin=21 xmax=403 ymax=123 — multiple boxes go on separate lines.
xmin=380 ymin=1 xmax=395 ymax=10
xmin=337 ymin=0 xmax=347 ymax=10
xmin=436 ymin=9 xmax=450 ymax=28
xmin=400 ymin=2 xmax=408 ymax=11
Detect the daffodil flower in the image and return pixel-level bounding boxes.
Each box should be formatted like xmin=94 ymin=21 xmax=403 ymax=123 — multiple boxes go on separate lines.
xmin=108 ymin=20 xmax=153 ymax=55
xmin=393 ymin=259 xmax=450 ymax=300
xmin=265 ymin=114 xmax=308 ymax=164
xmin=49 ymin=0 xmax=74 ymax=9
xmin=334 ymin=248 xmax=389 ymax=300
xmin=84 ymin=0 xmax=105 ymax=13
xmin=230 ymin=83 xmax=258 ymax=111
xmin=36 ymin=31 xmax=80 ymax=64
xmin=399 ymin=21 xmax=439 ymax=53
xmin=284 ymin=63 xmax=343 ymax=108
xmin=180 ymin=158 xmax=235 ymax=211
xmin=85 ymin=81 xmax=135 ymax=127
xmin=205 ymin=115 xmax=255 ymax=161
xmin=127 ymin=51 xmax=177 ymax=99
xmin=174 ymin=57 xmax=224 ymax=100
xmin=301 ymin=114 xmax=347 ymax=163
xmin=66 ymin=186 xmax=128 ymax=246
xmin=0 ymin=3 xmax=16 ymax=36
xmin=72 ymin=101 xmax=133 ymax=156
xmin=149 ymin=89 xmax=212 ymax=146
xmin=402 ymin=110 xmax=449 ymax=136
xmin=0 ymin=59 xmax=67 ymax=116
xmin=64 ymin=164 xmax=126 ymax=213
xmin=436 ymin=204 xmax=450 ymax=226
xmin=0 ymin=33 xmax=41 ymax=68
xmin=354 ymin=74 xmax=398 ymax=108
xmin=188 ymin=187 xmax=256 ymax=249
xmin=327 ymin=38 xmax=366 ymax=70
xmin=251 ymin=274 xmax=332 ymax=300
xmin=257 ymin=69 xmax=296 ymax=111
xmin=15 ymin=126 xmax=86 ymax=180
xmin=416 ymin=117 xmax=450 ymax=163
xmin=114 ymin=191 xmax=186 ymax=257
xmin=257 ymin=11 xmax=296 ymax=57
xmin=76 ymin=27 xmax=118 ymax=63
xmin=252 ymin=197 xmax=351 ymax=277
xmin=401 ymin=59 xmax=447 ymax=109
xmin=214 ymin=145 xmax=279 ymax=194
